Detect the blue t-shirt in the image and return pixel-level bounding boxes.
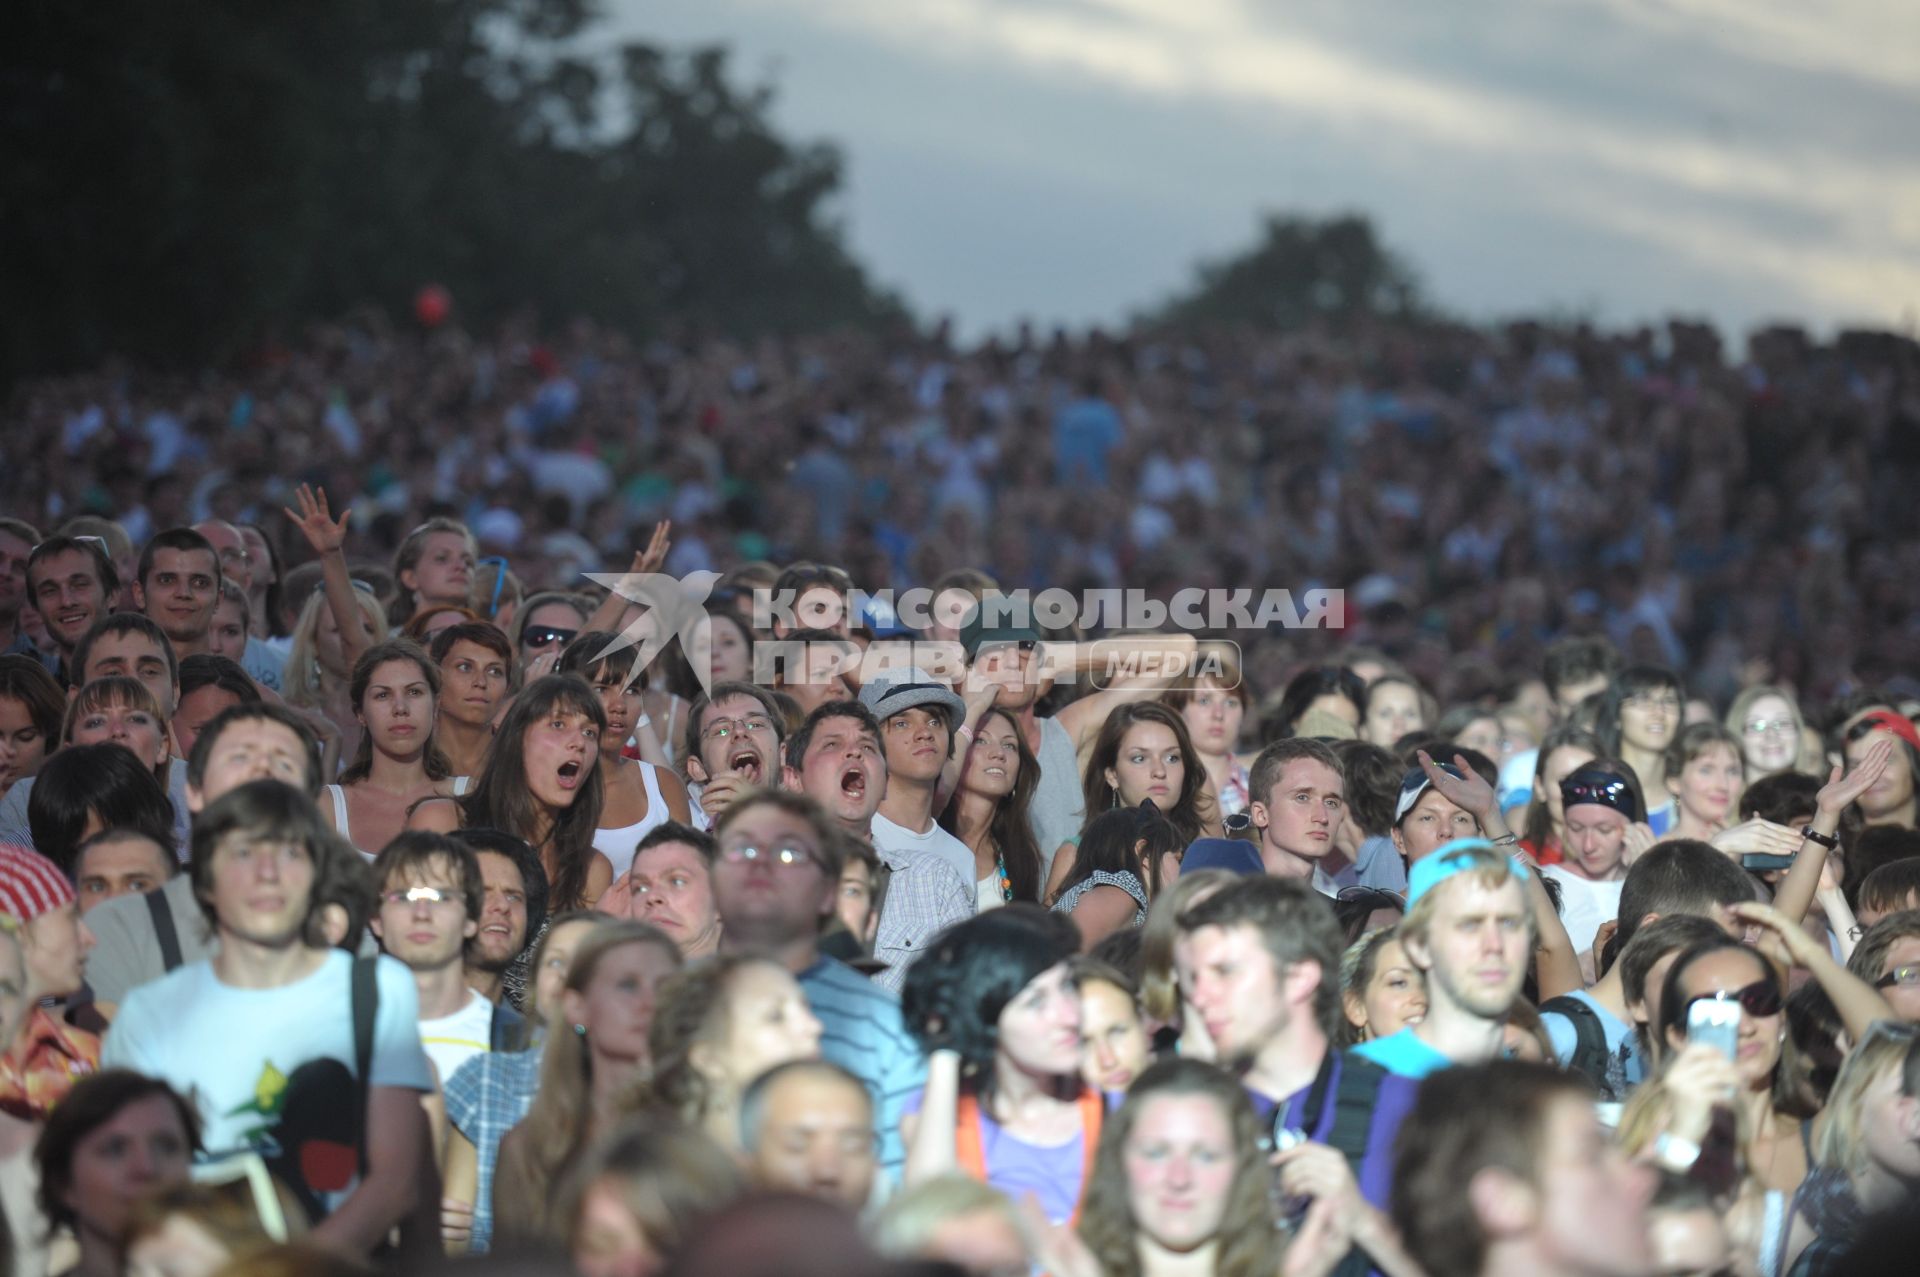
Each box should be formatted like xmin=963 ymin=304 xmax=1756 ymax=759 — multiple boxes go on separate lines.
xmin=1539 ymin=990 xmax=1643 ymax=1098
xmin=1245 ymin=1051 xmax=1418 ymax=1213
xmin=904 ymin=1089 xmax=1087 ymax=1225
xmin=799 ymin=955 xmax=926 ymax=1181
xmin=1351 ymin=1027 xmax=1454 ymax=1079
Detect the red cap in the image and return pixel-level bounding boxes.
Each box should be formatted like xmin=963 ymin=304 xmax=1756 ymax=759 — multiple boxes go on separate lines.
xmin=1858 ymin=709 xmax=1920 ymax=754
xmin=0 ymin=844 xmax=74 ymax=923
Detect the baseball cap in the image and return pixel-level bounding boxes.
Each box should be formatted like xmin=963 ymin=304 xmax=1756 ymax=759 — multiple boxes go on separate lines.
xmin=1395 ymin=762 xmax=1466 ymax=824
xmin=1181 ymin=838 xmax=1264 ymax=876
xmin=1407 ymin=838 xmax=1530 ymax=907
xmin=960 ymin=615 xmax=1041 ymax=662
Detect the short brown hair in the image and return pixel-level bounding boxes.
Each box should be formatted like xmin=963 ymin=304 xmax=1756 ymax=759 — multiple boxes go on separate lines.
xmin=1391 ymin=1060 xmax=1592 ymax=1277
xmin=713 ymin=788 xmax=845 ymax=880
xmin=1176 ymin=876 xmax=1344 ymax=1038
xmin=1849 ymin=909 xmax=1920 ymax=985
xmin=1247 ymin=737 xmax=1342 ymax=811
xmin=1858 ymin=861 xmax=1920 ymax=921
xmin=372 ymin=830 xmax=485 ymax=922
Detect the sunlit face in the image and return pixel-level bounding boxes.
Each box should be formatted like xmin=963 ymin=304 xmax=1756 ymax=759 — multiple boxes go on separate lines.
xmin=0 ymin=696 xmax=49 ymax=795
xmin=1122 ymin=1093 xmax=1239 ymax=1254
xmin=1666 ymin=948 xmax=1782 ymax=1088
xmin=881 ymin=705 xmax=951 ymax=784
xmin=1175 ymin=923 xmax=1291 ymax=1062
xmin=960 ymin=712 xmax=1020 ymax=799
xmin=134 ymin=548 xmax=219 ymax=646
xmin=1105 ymin=721 xmax=1185 ymax=812
xmin=1562 ymin=804 xmax=1630 ymax=880
xmin=629 ymin=842 xmax=721 ymax=956
xmin=471 ymin=851 xmax=529 ymax=971
xmin=373 ymin=857 xmax=476 ymax=972
xmin=1736 ymin=695 xmax=1798 ymax=774
xmin=1346 ymin=938 xmax=1427 ymax=1041
xmin=997 ymin=962 xmax=1083 ymax=1079
xmin=205 ymin=832 xmax=314 ymax=950
xmin=83 ymin=630 xmax=176 ymax=718
xmin=1669 ymin=743 xmax=1742 ymax=828
xmin=533 ymin=918 xmax=599 ymax=1024
xmin=207 ymin=597 xmax=248 ymax=661
xmin=70 ymin=697 xmax=170 ymax=771
xmin=1619 ymin=685 xmax=1681 ymax=754
xmin=790 ymin=715 xmax=885 ymax=830
xmin=1528 ymin=1096 xmax=1656 ymax=1277
xmin=439 ymin=639 xmax=509 ymax=729
xmin=1534 ymin=744 xmax=1598 ymax=835
xmin=405 ymin=532 xmax=475 ymax=609
xmin=59 ymin=1094 xmax=194 ymax=1245
xmin=1408 ymin=877 xmax=1529 ymax=1022
xmin=710 ymin=961 xmax=822 ymax=1086
xmin=358 ymin=658 xmax=436 ymax=759
xmin=564 ymin=940 xmax=682 ymax=1064
xmin=187 ymin=717 xmax=312 ymax=809
xmin=1179 ymin=682 xmax=1244 ymax=758
xmin=1363 ymin=682 xmax=1425 ymax=746
xmin=693 ymin=693 xmax=780 ymax=787
xmin=1392 ymin=787 xmax=1481 ymax=866
xmin=1252 ymin=758 xmax=1345 ymax=864
xmin=572 ymin=1177 xmax=661 ymax=1277
xmin=76 ymin=833 xmax=172 ymax=914
xmin=29 ymin=548 xmax=110 ymax=652
xmin=522 ymin=707 xmax=600 ymax=810
xmin=1080 ymin=978 xmax=1151 ymax=1091
xmin=1848 ymin=730 xmax=1916 ymax=818
xmin=748 ymin=1069 xmax=876 ymax=1210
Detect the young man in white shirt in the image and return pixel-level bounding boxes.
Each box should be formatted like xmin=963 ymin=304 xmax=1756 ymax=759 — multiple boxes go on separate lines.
xmin=102 ymin=778 xmax=436 ymax=1255
xmin=860 ymin=667 xmax=978 ymax=901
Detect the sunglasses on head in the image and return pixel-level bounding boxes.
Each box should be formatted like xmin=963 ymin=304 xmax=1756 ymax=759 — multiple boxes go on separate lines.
xmin=521 ymin=626 xmax=577 ymax=650
xmin=1562 ymin=777 xmax=1632 ymax=806
xmin=1685 ymin=979 xmax=1782 ymax=1024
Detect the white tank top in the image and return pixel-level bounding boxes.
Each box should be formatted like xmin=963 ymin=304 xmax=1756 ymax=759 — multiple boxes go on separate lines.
xmin=591 ymin=762 xmax=674 ymax=879
xmin=329 ymin=776 xmax=470 ymax=861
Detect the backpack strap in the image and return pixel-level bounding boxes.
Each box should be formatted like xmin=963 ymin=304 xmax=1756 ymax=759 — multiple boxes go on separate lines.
xmin=1540 ymin=995 xmax=1611 ymax=1096
xmin=489 ymin=1000 xmax=526 ymax=1053
xmin=147 ymin=887 xmax=182 ymax=972
xmin=955 ymin=1088 xmax=1105 ymax=1225
xmin=351 ymin=955 xmax=379 ymax=1178
xmin=1321 ymin=1053 xmax=1388 ymax=1277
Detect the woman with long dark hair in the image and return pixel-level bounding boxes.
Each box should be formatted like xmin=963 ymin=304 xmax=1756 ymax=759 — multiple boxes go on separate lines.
xmin=1048 ymin=806 xmax=1183 ymax=951
xmin=411 ymin=674 xmax=612 ymax=910
xmin=1594 ymin=665 xmax=1687 ymax=836
xmin=1047 ymin=702 xmax=1212 ymax=899
xmin=322 ymin=639 xmax=458 ymax=858
xmin=557 ymin=632 xmax=693 ymax=880
xmin=940 ymin=705 xmax=1045 ymax=909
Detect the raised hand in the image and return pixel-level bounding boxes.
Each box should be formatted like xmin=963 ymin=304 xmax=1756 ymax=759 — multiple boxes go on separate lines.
xmin=627 ymin=520 xmax=673 ymax=577
xmin=1708 ymin=818 xmax=1803 ymax=858
xmin=283 ymin=483 xmax=350 ymax=556
xmin=1818 ymin=735 xmax=1894 ymax=817
xmin=1415 ymin=749 xmax=1498 ymax=821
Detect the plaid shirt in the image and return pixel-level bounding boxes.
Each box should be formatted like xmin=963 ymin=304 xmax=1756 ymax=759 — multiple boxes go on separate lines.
xmin=444 ymin=1044 xmax=543 ymax=1254
xmin=869 ymin=845 xmax=974 ymax=995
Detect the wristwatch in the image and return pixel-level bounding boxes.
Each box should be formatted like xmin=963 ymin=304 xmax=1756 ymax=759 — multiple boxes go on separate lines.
xmin=1800 ymin=826 xmax=1839 ymax=850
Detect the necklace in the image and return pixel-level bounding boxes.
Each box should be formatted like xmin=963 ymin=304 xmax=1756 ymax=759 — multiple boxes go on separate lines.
xmin=996 ymin=849 xmax=1013 ymax=902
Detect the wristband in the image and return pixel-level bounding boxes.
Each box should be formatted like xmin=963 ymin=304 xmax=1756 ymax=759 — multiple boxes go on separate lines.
xmin=1799 ymin=825 xmax=1838 ymax=850
xmin=1653 ymin=1133 xmax=1701 ymax=1173
xmin=955 ymin=724 xmax=975 ymax=742
xmin=1489 ymin=832 xmax=1519 ymax=847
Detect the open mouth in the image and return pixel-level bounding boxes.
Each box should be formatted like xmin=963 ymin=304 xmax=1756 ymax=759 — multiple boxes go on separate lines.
xmin=840 ymin=766 xmax=867 ymax=798
xmin=730 ymin=749 xmax=762 ymax=781
xmin=557 ymin=760 xmax=583 ymax=789
xmin=983 ymin=765 xmax=1007 ymax=778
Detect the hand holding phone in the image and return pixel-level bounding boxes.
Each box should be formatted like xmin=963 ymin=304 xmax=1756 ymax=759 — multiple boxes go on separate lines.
xmin=1686 ymin=996 xmax=1742 ymax=1063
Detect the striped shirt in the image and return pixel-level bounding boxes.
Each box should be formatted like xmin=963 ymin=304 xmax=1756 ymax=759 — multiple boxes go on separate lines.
xmin=799 ymin=955 xmax=926 ymax=1181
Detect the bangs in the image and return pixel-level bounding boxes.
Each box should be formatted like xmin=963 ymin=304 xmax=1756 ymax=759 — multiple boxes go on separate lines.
xmin=518 ymin=674 xmax=608 ymax=729
xmin=1617 ymin=665 xmax=1683 ymax=697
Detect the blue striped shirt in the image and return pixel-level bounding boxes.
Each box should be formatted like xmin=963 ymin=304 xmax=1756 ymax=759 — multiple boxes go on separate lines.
xmin=799 ymin=955 xmax=925 ymax=1179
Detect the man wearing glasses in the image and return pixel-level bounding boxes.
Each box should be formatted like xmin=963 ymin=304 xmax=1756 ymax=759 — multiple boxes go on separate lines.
xmin=371 ymin=831 xmax=523 ymax=1082
xmin=1850 ymin=912 xmax=1920 ymax=1023
xmin=710 ymin=788 xmax=923 ymax=1183
xmin=682 ymin=681 xmax=789 ymax=827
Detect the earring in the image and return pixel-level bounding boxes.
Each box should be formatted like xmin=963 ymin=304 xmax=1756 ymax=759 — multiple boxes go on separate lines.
xmin=574 ymin=1023 xmax=587 ymax=1037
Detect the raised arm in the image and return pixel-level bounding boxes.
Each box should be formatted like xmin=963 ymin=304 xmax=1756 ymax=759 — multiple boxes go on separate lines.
xmin=1733 ymin=900 xmax=1895 ymax=1043
xmin=581 ymin=520 xmax=672 ymax=635
xmin=283 ymin=484 xmax=372 ymax=671
xmin=1772 ymin=736 xmax=1892 ymax=927
xmin=1053 ymin=633 xmax=1198 ymax=751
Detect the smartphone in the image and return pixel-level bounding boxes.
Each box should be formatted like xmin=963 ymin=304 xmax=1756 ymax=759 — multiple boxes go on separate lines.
xmin=1741 ymin=853 xmax=1795 ymax=872
xmin=1687 ymin=998 xmax=1742 ymax=1062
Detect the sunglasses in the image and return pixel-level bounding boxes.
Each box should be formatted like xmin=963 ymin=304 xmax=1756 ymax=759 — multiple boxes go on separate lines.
xmin=1874 ymin=964 xmax=1920 ymax=990
xmin=1562 ymin=777 xmax=1633 ymax=806
xmin=1685 ymin=979 xmax=1782 ymax=1024
xmin=521 ymin=626 xmax=577 ymax=650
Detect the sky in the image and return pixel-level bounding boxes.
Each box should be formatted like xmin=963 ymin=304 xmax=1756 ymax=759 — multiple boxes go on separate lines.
xmin=602 ymin=0 xmax=1920 ymax=342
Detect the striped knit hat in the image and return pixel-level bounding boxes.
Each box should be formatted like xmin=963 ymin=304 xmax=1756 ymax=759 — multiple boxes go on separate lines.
xmin=0 ymin=844 xmax=75 ymax=922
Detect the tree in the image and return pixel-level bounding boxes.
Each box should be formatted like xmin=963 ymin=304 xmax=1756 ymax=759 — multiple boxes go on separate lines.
xmin=1143 ymin=212 xmax=1426 ymax=331
xmin=0 ymin=0 xmax=904 ymax=381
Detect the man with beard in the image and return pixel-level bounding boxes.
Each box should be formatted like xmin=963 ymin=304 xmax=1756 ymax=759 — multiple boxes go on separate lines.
xmin=1354 ymin=841 xmax=1535 ymax=1078
xmin=683 ymin=681 xmax=788 ymax=827
xmin=781 ymin=700 xmax=970 ymax=991
xmin=1174 ymin=875 xmax=1419 ymax=1246
xmin=453 ymin=830 xmax=542 ymax=1010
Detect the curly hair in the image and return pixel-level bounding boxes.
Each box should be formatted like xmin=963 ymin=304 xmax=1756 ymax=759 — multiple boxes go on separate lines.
xmin=900 ymin=903 xmax=1081 ymax=1095
xmin=1076 ymin=1058 xmax=1276 ymax=1277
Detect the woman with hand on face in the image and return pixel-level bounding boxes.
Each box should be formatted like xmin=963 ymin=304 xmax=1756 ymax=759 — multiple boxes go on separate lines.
xmin=1049 ymin=807 xmax=1183 ymax=953
xmin=322 ymin=639 xmax=460 ymax=859
xmin=902 ymin=906 xmax=1103 ymax=1227
xmin=941 ymin=705 xmax=1046 ymax=911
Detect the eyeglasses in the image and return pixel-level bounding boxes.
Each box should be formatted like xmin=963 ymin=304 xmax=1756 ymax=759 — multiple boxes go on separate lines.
xmin=381 ymin=886 xmax=457 ymax=908
xmin=720 ymin=843 xmax=818 ymax=869
xmin=478 ymin=556 xmax=510 ymax=618
xmin=1742 ymin=718 xmax=1795 ymax=737
xmin=1685 ymin=979 xmax=1783 ymax=1023
xmin=521 ymin=626 xmax=577 ymax=650
xmin=1875 ymin=964 xmax=1920 ymax=990
xmin=702 ymin=715 xmax=776 ymax=744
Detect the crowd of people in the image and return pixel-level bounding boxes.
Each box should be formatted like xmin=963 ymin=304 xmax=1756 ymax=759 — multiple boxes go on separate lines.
xmin=0 ymin=313 xmax=1914 ymax=1277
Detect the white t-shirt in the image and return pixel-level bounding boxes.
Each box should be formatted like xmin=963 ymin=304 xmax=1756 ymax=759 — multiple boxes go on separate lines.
xmin=1541 ymin=865 xmax=1626 ymax=958
xmin=103 ymin=951 xmax=434 ymax=1160
xmin=419 ymin=989 xmax=495 ymax=1085
xmin=872 ymin=812 xmax=979 ymax=911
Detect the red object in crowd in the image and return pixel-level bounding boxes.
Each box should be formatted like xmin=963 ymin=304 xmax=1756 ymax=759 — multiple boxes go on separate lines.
xmin=414 ymin=284 xmax=452 ymax=328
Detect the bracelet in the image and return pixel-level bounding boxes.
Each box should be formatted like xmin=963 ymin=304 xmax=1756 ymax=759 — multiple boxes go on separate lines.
xmin=1799 ymin=825 xmax=1838 ymax=850
xmin=1489 ymin=832 xmax=1519 ymax=847
xmin=955 ymin=724 xmax=975 ymax=742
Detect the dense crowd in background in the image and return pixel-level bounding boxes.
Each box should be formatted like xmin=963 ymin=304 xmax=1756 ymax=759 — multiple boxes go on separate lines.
xmin=0 ymin=312 xmax=1915 ymax=1277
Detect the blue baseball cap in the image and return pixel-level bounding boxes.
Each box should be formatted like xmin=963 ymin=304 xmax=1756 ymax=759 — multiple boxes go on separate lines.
xmin=1181 ymin=838 xmax=1264 ymax=876
xmin=1407 ymin=838 xmax=1530 ymax=907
